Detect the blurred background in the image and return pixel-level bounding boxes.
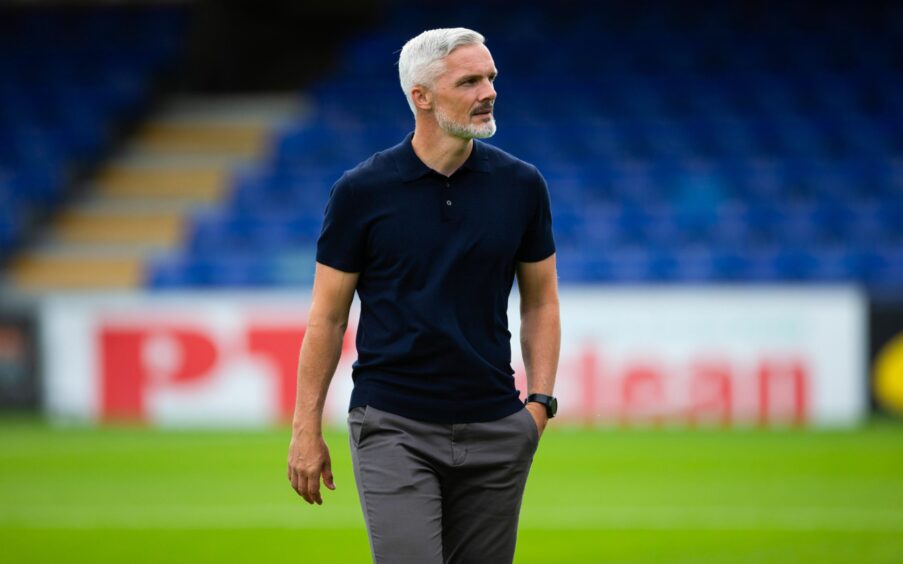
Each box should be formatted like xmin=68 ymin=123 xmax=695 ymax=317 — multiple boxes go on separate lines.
xmin=1 ymin=0 xmax=902 ymax=562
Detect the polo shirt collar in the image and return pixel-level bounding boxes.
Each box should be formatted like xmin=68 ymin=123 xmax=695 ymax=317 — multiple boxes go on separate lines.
xmin=395 ymin=131 xmax=491 ymax=182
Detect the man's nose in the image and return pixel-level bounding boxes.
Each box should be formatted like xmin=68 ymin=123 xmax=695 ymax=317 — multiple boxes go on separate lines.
xmin=479 ymin=80 xmax=496 ymax=102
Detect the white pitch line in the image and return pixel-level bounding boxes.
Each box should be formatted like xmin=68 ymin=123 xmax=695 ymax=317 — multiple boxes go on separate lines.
xmin=519 ymin=505 xmax=903 ymax=532
xmin=2 ymin=505 xmax=902 ymax=532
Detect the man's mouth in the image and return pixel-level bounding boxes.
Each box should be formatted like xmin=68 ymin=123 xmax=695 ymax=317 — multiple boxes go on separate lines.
xmin=472 ymin=108 xmax=493 ymax=117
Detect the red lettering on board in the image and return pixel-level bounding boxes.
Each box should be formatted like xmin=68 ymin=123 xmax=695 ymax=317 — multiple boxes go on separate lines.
xmin=758 ymin=359 xmax=808 ymax=425
xmin=687 ymin=358 xmax=733 ymax=427
xmin=579 ymin=344 xmax=600 ymax=425
xmin=620 ymin=362 xmax=665 ymax=426
xmin=99 ymin=327 xmax=217 ymax=421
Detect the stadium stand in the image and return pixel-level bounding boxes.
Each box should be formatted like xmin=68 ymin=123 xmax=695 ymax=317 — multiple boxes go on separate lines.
xmin=146 ymin=0 xmax=902 ymax=290
xmin=2 ymin=1 xmax=901 ymax=292
xmin=0 ymin=5 xmax=186 ymax=271
xmin=9 ymin=93 xmax=300 ymax=289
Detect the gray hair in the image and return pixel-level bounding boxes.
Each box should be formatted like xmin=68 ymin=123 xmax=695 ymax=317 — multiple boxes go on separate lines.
xmin=398 ymin=28 xmax=486 ymax=115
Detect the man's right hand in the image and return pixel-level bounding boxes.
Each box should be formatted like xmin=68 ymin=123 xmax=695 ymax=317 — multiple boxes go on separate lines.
xmin=287 ymin=431 xmax=336 ymax=505
xmin=286 ymin=263 xmax=357 ymax=505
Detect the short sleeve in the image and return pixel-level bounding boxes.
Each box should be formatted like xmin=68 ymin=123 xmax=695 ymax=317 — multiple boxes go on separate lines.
xmin=515 ymin=168 xmax=556 ymax=262
xmin=316 ymin=175 xmax=366 ymax=272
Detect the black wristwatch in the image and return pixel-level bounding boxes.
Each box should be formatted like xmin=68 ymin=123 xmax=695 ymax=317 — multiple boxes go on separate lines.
xmin=525 ymin=393 xmax=558 ymax=418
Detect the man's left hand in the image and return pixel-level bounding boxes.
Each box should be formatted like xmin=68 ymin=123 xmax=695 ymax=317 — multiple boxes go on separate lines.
xmin=524 ymin=401 xmax=549 ymax=439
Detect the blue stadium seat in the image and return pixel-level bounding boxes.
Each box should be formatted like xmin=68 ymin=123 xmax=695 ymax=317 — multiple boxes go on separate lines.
xmin=0 ymin=5 xmax=186 ymax=262
xmin=160 ymin=0 xmax=903 ymax=289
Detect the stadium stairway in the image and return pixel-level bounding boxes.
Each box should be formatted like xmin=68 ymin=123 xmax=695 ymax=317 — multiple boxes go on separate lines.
xmin=6 ymin=95 xmax=301 ymax=291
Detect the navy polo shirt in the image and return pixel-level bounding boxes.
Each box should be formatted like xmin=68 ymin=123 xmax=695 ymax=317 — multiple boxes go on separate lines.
xmin=316 ymin=132 xmax=555 ymax=423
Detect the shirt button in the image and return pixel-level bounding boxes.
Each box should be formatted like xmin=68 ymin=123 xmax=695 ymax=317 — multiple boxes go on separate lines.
xmin=446 ymin=200 xmax=453 ymax=206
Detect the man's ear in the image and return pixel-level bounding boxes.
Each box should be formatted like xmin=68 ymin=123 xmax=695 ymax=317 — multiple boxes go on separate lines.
xmin=411 ymin=85 xmax=433 ymax=111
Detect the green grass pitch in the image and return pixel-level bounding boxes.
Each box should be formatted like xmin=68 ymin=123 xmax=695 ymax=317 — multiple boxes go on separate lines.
xmin=2 ymin=419 xmax=902 ymax=563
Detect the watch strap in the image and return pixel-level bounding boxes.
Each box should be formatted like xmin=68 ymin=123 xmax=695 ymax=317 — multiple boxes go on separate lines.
xmin=525 ymin=393 xmax=557 ymax=418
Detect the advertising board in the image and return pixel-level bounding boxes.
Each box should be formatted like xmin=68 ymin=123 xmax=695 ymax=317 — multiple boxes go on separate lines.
xmin=0 ymin=305 xmax=40 ymax=410
xmin=40 ymin=287 xmax=866 ymax=427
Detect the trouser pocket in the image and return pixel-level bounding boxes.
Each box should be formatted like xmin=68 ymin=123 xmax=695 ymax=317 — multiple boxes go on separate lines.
xmin=519 ymin=407 xmax=540 ymax=450
xmin=348 ymin=405 xmax=370 ymax=448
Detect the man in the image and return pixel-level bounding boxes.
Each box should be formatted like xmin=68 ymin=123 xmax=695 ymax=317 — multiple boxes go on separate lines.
xmin=287 ymin=27 xmax=560 ymax=564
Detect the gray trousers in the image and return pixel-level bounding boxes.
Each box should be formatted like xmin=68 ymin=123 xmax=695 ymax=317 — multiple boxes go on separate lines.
xmin=347 ymin=405 xmax=539 ymax=564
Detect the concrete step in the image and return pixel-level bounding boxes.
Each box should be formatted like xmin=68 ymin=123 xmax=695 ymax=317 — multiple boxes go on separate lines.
xmin=153 ymin=94 xmax=303 ymax=125
xmin=94 ymin=165 xmax=227 ymax=202
xmin=133 ymin=123 xmax=269 ymax=158
xmin=71 ymin=194 xmax=214 ymax=215
xmin=26 ymin=240 xmax=175 ymax=257
xmin=113 ymin=150 xmax=256 ymax=169
xmin=10 ymin=255 xmax=144 ymax=289
xmin=53 ymin=210 xmax=184 ymax=246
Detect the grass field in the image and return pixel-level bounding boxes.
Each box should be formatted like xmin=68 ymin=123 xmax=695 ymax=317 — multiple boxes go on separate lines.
xmin=2 ymin=419 xmax=903 ymax=563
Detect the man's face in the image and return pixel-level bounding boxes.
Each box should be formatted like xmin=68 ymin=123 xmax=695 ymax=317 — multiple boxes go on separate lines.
xmin=431 ymin=43 xmax=498 ymax=139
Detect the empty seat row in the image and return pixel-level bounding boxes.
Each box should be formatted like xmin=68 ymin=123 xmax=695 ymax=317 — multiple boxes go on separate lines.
xmin=163 ymin=0 xmax=903 ymax=288
xmin=0 ymin=6 xmax=186 ymax=261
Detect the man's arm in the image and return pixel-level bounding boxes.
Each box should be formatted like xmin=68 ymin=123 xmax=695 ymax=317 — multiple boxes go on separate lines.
xmin=516 ymin=253 xmax=560 ymax=438
xmin=287 ymin=262 xmax=359 ymax=505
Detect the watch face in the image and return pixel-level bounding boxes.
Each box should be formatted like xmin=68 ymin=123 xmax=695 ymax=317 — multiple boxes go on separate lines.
xmin=549 ymin=396 xmax=558 ymax=417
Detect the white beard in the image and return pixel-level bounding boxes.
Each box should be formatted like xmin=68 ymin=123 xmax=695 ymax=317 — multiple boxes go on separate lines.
xmin=435 ymin=106 xmax=497 ymax=139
